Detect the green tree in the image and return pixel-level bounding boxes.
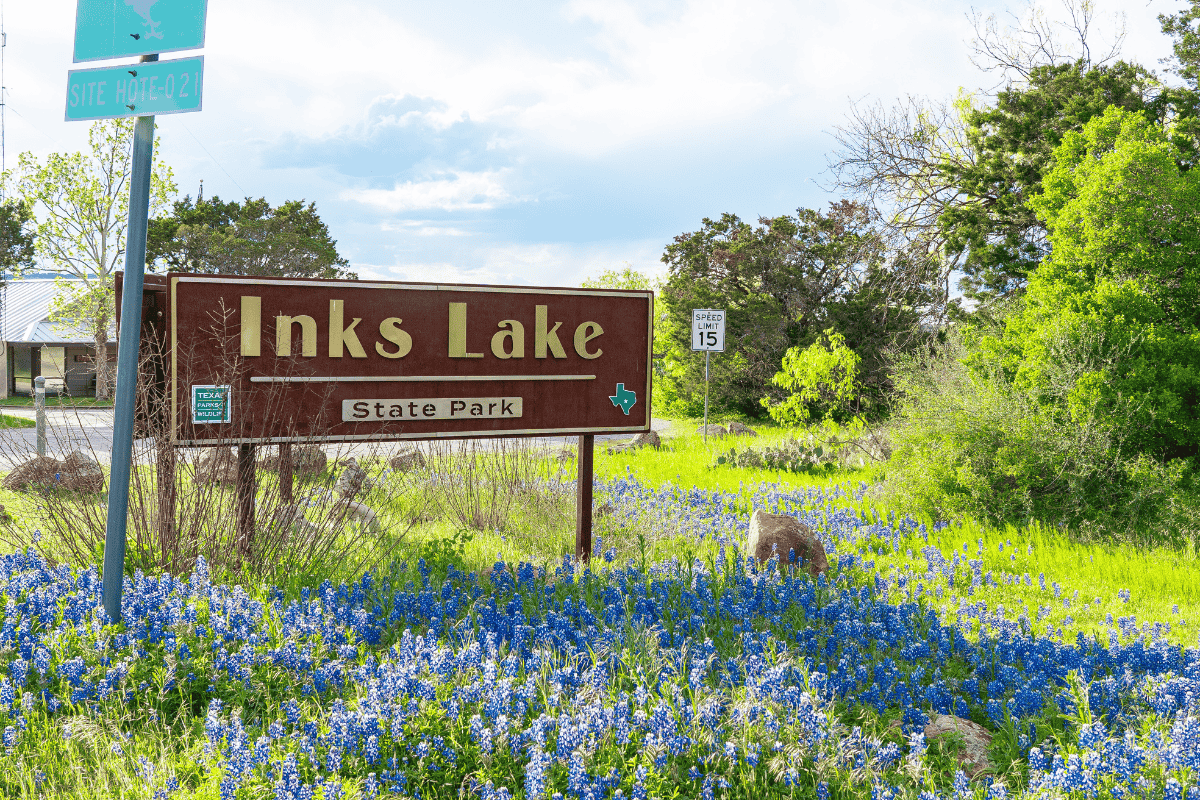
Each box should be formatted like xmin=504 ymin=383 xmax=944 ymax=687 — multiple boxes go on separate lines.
xmin=980 ymin=106 xmax=1200 ymax=459
xmin=940 ymin=60 xmax=1167 ymax=311
xmin=659 ymin=202 xmax=940 ymax=417
xmin=580 ymin=264 xmax=656 ymax=291
xmin=147 ymin=194 xmax=354 ymax=279
xmin=11 ymin=119 xmax=176 ymax=399
xmin=761 ymin=329 xmax=862 ymax=426
xmin=0 ymin=199 xmax=36 ymax=274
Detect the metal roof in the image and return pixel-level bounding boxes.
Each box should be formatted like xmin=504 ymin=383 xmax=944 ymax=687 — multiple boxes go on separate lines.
xmin=1 ymin=278 xmax=117 ymax=345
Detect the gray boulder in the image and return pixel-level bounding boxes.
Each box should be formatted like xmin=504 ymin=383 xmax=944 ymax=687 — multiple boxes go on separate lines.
xmin=195 ymin=448 xmax=238 ymax=486
xmin=3 ymin=456 xmax=63 ymax=492
xmin=697 ymin=424 xmax=727 ymax=438
xmin=260 ymin=445 xmax=327 ymax=476
xmin=60 ymin=450 xmax=105 ymax=493
xmin=389 ymin=447 xmax=426 ymax=472
xmin=335 ymin=458 xmax=373 ymax=498
xmin=727 ymin=421 xmax=757 ymax=437
xmin=747 ymin=510 xmax=828 ymax=576
xmin=632 ymin=430 xmax=661 ymax=449
xmin=924 ymin=714 xmax=994 ymax=779
xmin=607 ymin=429 xmax=662 ymax=455
xmin=337 ymin=499 xmax=381 ymax=532
xmin=1 ymin=449 xmax=109 ymax=494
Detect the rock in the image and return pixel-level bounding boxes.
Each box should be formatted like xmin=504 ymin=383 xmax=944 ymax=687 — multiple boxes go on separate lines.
xmin=271 ymin=504 xmax=322 ymax=542
xmin=632 ymin=430 xmax=661 ymax=449
xmin=335 ymin=458 xmax=372 ymax=498
xmin=195 ymin=448 xmax=238 ymax=486
xmin=747 ymin=510 xmax=828 ymax=576
xmin=2 ymin=456 xmax=62 ymax=492
xmin=389 ymin=447 xmax=426 ymax=472
xmin=2 ymin=454 xmax=105 ymax=494
xmin=260 ymin=445 xmax=327 ymax=476
xmin=727 ymin=421 xmax=757 ymax=437
xmin=59 ymin=450 xmax=104 ymax=493
xmin=697 ymin=424 xmax=727 ymax=439
xmin=337 ymin=499 xmax=380 ymax=533
xmin=924 ymin=714 xmax=994 ymax=779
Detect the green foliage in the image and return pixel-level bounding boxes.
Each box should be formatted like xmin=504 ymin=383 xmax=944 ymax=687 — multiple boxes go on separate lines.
xmin=884 ymin=332 xmax=1199 ymax=544
xmin=580 ymin=264 xmax=657 ymax=291
xmin=993 ymin=106 xmax=1200 ymax=459
xmin=887 ymin=106 xmax=1200 ymax=541
xmin=762 ymin=329 xmax=862 ymax=426
xmin=412 ymin=526 xmax=474 ymax=582
xmin=714 ymin=439 xmax=832 ymax=472
xmin=11 ymin=119 xmax=176 ymax=400
xmin=147 ymin=194 xmax=354 ymax=279
xmin=940 ymin=60 xmax=1167 ymax=311
xmin=658 ymin=202 xmax=939 ymax=417
xmin=0 ymin=199 xmax=35 ymax=273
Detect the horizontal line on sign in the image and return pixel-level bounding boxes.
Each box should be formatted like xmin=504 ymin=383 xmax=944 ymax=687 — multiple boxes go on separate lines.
xmin=249 ymin=375 xmax=597 ymax=383
xmin=172 ymin=275 xmax=651 ymax=298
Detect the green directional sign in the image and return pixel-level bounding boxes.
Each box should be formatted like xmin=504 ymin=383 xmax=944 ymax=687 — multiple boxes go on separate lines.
xmin=65 ymin=56 xmax=203 ymax=121
xmin=74 ymin=0 xmax=208 ymax=63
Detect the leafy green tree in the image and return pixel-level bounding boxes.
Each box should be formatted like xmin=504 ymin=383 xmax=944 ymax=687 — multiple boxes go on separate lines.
xmin=147 ymin=194 xmax=354 ymax=279
xmin=0 ymin=199 xmax=36 ymax=274
xmin=761 ymin=329 xmax=861 ymax=426
xmin=11 ymin=119 xmax=176 ymax=400
xmin=940 ymin=60 xmax=1166 ymax=311
xmin=979 ymin=105 xmax=1200 ymax=459
xmin=659 ymin=202 xmax=941 ymax=417
xmin=580 ymin=264 xmax=656 ymax=291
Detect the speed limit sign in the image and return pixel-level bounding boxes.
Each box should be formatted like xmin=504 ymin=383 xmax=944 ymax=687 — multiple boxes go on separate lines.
xmin=691 ymin=309 xmax=726 ymax=352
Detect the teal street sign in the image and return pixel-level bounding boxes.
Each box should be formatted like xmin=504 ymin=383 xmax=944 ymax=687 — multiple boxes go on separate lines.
xmin=74 ymin=0 xmax=208 ymax=63
xmin=65 ymin=55 xmax=203 ymax=121
xmin=191 ymin=384 xmax=231 ymax=424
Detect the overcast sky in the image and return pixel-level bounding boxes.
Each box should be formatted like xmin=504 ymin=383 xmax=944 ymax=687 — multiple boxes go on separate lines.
xmin=0 ymin=0 xmax=1180 ymax=286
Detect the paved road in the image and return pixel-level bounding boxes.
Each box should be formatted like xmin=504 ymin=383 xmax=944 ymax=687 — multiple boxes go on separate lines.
xmin=0 ymin=406 xmax=672 ymax=467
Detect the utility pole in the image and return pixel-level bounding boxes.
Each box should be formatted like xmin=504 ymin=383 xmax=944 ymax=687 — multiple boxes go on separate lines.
xmin=2 ymin=0 xmax=7 ymax=196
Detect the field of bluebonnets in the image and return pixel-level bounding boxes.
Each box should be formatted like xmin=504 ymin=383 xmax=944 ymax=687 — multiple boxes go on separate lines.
xmin=0 ymin=426 xmax=1197 ymax=800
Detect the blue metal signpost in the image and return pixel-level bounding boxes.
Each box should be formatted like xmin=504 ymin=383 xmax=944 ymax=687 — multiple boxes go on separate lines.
xmin=102 ymin=91 xmax=156 ymax=622
xmin=67 ymin=1 xmax=207 ymax=623
xmin=73 ymin=0 xmax=208 ymax=62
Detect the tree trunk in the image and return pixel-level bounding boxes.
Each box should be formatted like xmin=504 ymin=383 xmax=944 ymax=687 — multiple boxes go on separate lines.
xmin=94 ymin=311 xmax=110 ymax=400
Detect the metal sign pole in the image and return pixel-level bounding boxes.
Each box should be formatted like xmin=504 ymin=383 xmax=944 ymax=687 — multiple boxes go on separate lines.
xmin=703 ymin=349 xmax=710 ymax=443
xmin=34 ymin=376 xmax=46 ymax=456
xmin=102 ymin=64 xmax=157 ymax=622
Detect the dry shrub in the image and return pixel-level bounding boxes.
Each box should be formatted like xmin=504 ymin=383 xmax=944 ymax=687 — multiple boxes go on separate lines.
xmin=0 ymin=308 xmax=435 ymax=585
xmin=423 ymin=438 xmax=575 ymax=533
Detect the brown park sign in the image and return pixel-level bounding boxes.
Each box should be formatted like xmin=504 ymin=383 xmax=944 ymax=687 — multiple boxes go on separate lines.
xmin=160 ymin=273 xmax=654 ymax=445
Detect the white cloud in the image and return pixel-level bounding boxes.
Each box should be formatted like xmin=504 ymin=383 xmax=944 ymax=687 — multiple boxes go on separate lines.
xmin=342 ymin=170 xmax=521 ymax=212
xmin=352 ymin=239 xmax=665 ymax=288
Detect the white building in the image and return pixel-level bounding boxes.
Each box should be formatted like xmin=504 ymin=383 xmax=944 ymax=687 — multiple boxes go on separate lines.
xmin=0 ymin=278 xmax=116 ymax=398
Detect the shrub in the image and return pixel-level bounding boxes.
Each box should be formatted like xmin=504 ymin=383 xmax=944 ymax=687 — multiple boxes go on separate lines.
xmin=761 ymin=329 xmax=862 ymax=426
xmin=884 ymin=332 xmax=1199 ymax=545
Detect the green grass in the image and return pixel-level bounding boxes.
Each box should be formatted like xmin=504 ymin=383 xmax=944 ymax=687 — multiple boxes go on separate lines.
xmin=0 ymin=395 xmax=113 ymax=408
xmin=0 ymin=413 xmax=35 ymax=428
xmin=594 ymin=417 xmax=873 ymax=492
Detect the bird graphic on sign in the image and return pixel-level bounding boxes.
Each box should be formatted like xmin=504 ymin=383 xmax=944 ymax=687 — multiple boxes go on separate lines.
xmin=126 ymin=0 xmax=165 ymax=40
xmin=609 ymin=383 xmax=637 ymax=415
